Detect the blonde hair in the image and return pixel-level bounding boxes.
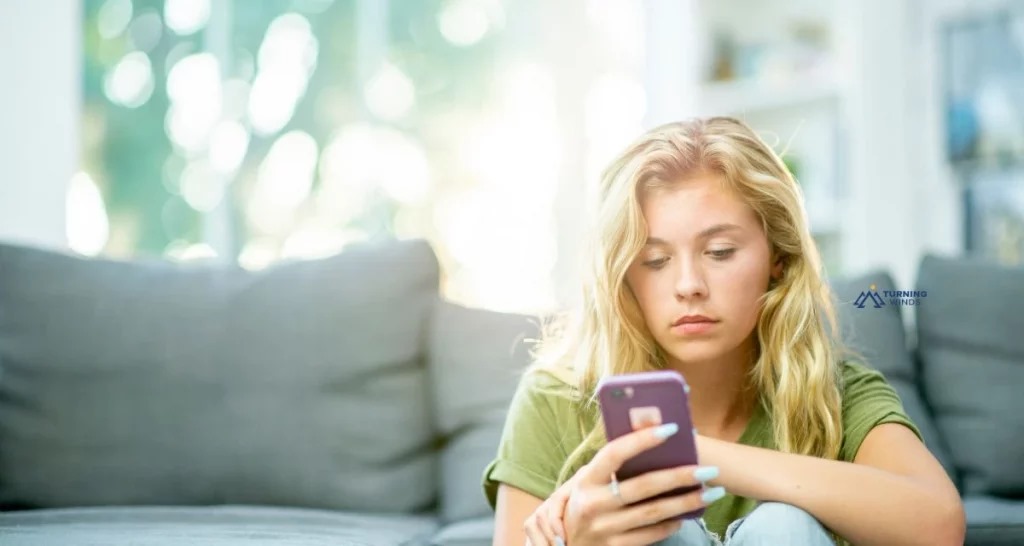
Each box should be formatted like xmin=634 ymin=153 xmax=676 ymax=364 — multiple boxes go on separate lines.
xmin=526 ymin=117 xmax=850 ymax=486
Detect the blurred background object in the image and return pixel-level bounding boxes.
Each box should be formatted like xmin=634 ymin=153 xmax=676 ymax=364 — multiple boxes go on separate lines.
xmin=1 ymin=0 xmax=1021 ymax=317
xmin=941 ymin=7 xmax=1024 ymax=266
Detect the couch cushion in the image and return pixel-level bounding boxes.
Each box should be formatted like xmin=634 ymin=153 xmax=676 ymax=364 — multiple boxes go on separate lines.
xmin=0 ymin=505 xmax=438 ymax=545
xmin=431 ymin=516 xmax=494 ymax=545
xmin=0 ymin=239 xmax=440 ymax=512
xmin=831 ymin=270 xmax=955 ymax=476
xmin=427 ymin=301 xmax=540 ymax=523
xmin=963 ymin=496 xmax=1024 ymax=546
xmin=916 ymin=254 xmax=1024 ymax=497
xmin=439 ymin=423 xmax=506 ymax=525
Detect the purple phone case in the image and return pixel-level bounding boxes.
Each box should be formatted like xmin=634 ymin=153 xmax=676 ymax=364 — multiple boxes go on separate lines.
xmin=597 ymin=370 xmax=705 ymax=520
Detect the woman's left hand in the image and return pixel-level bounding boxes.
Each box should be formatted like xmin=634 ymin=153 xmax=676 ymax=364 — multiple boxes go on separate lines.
xmin=523 ymin=467 xmax=583 ymax=546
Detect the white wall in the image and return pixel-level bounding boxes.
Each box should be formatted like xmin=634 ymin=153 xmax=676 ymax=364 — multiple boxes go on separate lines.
xmin=643 ymin=0 xmax=701 ymax=127
xmin=0 ymin=1 xmax=80 ymax=250
xmin=837 ymin=0 xmax=930 ymax=291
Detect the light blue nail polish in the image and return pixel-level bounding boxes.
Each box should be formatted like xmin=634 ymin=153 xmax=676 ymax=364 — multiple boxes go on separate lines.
xmin=555 ymin=537 xmax=565 ymax=546
xmin=701 ymin=486 xmax=726 ymax=504
xmin=653 ymin=423 xmax=679 ymax=438
xmin=693 ymin=466 xmax=719 ymax=482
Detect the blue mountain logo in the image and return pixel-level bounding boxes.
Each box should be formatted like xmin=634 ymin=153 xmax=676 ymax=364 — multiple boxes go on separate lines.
xmin=854 ymin=284 xmax=886 ymax=309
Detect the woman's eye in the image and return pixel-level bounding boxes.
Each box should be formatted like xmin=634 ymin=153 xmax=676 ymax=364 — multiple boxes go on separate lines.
xmin=708 ymin=248 xmax=736 ymax=260
xmin=642 ymin=257 xmax=668 ymax=268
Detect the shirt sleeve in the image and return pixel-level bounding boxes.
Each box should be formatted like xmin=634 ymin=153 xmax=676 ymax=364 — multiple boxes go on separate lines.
xmin=838 ymin=361 xmax=924 ymax=462
xmin=481 ymin=370 xmax=576 ymax=510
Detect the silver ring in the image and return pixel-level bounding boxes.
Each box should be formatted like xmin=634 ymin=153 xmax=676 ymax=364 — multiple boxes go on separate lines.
xmin=608 ymin=473 xmax=623 ymax=504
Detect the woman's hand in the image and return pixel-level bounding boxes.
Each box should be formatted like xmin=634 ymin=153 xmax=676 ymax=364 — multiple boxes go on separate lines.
xmin=528 ymin=423 xmax=724 ymax=546
xmin=523 ymin=468 xmax=578 ymax=546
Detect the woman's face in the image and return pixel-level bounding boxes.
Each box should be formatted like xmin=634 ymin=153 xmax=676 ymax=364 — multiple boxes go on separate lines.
xmin=625 ymin=173 xmax=781 ymax=366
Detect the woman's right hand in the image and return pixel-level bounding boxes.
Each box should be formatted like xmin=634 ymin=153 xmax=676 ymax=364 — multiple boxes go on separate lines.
xmin=561 ymin=422 xmax=725 ymax=546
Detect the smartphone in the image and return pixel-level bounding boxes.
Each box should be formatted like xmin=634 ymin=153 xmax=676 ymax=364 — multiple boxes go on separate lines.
xmin=597 ymin=369 xmax=704 ymax=520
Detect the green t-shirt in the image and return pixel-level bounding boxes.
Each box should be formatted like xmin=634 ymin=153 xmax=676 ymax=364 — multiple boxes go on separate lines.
xmin=482 ymin=361 xmax=922 ymax=541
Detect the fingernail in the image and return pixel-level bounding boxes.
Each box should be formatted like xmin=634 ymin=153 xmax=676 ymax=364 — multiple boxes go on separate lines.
xmin=701 ymin=486 xmax=726 ymax=504
xmin=555 ymin=537 xmax=565 ymax=546
xmin=653 ymin=423 xmax=679 ymax=438
xmin=693 ymin=466 xmax=719 ymax=482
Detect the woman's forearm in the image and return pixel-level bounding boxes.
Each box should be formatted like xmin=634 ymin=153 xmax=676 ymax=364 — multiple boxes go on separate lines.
xmin=698 ymin=436 xmax=963 ymax=546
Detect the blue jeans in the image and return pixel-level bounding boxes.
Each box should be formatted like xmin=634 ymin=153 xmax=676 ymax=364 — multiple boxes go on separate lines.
xmin=654 ymin=502 xmax=835 ymax=545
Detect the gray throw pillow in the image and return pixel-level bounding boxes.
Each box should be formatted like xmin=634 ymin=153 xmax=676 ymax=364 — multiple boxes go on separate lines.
xmin=0 ymin=238 xmax=440 ymax=512
xmin=916 ymin=254 xmax=1024 ymax=497
xmin=427 ymin=301 xmax=540 ymax=523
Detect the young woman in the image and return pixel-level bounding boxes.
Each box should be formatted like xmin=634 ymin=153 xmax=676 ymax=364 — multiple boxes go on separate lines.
xmin=482 ymin=118 xmax=964 ymax=546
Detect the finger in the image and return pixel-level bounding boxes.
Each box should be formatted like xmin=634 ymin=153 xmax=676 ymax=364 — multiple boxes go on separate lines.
xmin=598 ymin=486 xmax=726 ymax=535
xmin=533 ymin=503 xmax=558 ymax=545
xmin=548 ymin=491 xmax=569 ymax=543
xmin=524 ymin=517 xmax=550 ymax=546
xmin=539 ymin=475 xmax=574 ymax=543
xmin=582 ymin=422 xmax=681 ymax=484
xmin=618 ymin=464 xmax=719 ymax=504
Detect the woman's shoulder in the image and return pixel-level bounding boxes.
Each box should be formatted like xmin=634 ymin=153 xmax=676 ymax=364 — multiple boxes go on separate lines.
xmin=836 ymin=359 xmax=901 ymax=409
xmin=835 ymin=358 xmax=923 ymax=459
xmin=839 ymin=358 xmax=879 ymax=379
xmin=521 ymin=365 xmax=574 ymax=388
xmin=483 ymin=367 xmax=589 ymax=508
xmin=510 ymin=366 xmax=588 ymax=419
xmin=837 ymin=359 xmax=892 ymax=393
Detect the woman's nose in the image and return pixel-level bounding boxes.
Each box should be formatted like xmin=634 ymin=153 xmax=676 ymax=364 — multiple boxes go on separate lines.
xmin=674 ymin=259 xmax=708 ymax=299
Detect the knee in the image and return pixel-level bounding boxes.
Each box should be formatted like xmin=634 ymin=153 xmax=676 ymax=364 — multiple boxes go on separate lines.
xmin=654 ymin=518 xmax=716 ymax=546
xmin=744 ymin=502 xmax=821 ymax=529
xmin=728 ymin=502 xmax=832 ymax=545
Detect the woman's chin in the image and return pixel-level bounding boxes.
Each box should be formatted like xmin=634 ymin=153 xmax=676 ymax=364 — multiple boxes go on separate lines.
xmin=663 ymin=344 xmax=727 ymax=366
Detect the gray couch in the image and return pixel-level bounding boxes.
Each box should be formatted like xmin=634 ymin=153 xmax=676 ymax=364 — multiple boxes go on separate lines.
xmin=0 ymin=238 xmax=1020 ymax=545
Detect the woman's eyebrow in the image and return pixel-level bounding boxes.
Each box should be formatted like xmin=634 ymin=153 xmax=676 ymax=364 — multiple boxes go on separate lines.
xmin=645 ymin=223 xmax=743 ymax=245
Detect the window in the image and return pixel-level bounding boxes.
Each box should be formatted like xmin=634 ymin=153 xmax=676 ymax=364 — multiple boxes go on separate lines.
xmin=81 ymin=0 xmax=651 ymax=313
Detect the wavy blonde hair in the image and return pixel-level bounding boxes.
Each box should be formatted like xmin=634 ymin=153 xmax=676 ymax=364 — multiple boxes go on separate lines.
xmin=527 ymin=117 xmax=851 ymax=486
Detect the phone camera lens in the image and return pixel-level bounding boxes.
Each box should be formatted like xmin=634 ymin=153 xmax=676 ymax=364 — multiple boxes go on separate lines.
xmin=612 ymin=389 xmax=624 ymax=398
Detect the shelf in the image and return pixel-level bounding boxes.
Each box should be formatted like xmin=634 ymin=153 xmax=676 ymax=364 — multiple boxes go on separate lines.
xmin=695 ymin=74 xmax=840 ymax=117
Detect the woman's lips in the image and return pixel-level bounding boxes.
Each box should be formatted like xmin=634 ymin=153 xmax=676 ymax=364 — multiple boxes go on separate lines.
xmin=671 ymin=320 xmax=718 ymax=335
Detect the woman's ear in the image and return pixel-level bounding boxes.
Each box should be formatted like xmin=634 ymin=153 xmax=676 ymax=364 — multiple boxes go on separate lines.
xmin=770 ymin=257 xmax=784 ymax=281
